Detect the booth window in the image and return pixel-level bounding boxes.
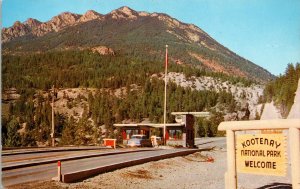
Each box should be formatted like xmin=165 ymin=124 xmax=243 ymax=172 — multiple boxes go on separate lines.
xmin=126 ymin=129 xmax=139 ymax=139
xmin=169 ymin=129 xmax=182 ymax=140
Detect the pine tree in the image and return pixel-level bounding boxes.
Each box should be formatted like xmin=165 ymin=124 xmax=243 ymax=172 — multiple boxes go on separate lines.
xmin=5 ymin=117 xmax=21 ymax=147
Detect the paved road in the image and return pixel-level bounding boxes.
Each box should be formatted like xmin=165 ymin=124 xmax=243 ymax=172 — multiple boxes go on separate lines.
xmin=2 ymin=148 xmax=151 ymax=168
xmin=3 ymin=150 xmax=105 ymax=164
xmin=3 ymin=148 xmax=196 ymax=187
xmin=195 ymin=137 xmax=226 ymax=149
xmin=2 ymin=138 xmax=225 ymax=187
xmin=2 ymin=146 xmax=108 ymax=156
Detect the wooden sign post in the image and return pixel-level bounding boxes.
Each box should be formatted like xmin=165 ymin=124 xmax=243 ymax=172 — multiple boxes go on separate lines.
xmin=218 ymin=119 xmax=300 ymax=189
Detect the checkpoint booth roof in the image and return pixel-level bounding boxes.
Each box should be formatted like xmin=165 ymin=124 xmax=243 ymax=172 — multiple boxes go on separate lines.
xmin=114 ymin=112 xmax=210 ymax=147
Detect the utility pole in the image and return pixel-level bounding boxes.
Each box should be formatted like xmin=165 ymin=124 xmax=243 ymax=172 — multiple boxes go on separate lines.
xmin=163 ymin=45 xmax=168 ymax=145
xmin=51 ymin=85 xmax=55 ymax=147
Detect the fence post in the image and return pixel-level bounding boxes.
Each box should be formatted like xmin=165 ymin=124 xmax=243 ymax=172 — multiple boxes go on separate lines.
xmin=289 ymin=128 xmax=300 ymax=189
xmin=226 ymin=130 xmax=237 ymax=189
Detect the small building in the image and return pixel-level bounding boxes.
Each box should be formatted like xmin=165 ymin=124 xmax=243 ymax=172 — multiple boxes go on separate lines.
xmin=114 ymin=123 xmax=188 ymax=146
xmin=114 ymin=112 xmax=209 ymax=147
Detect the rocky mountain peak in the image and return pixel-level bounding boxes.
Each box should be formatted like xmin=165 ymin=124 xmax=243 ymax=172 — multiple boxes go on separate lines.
xmin=51 ymin=12 xmax=81 ymax=25
xmin=118 ymin=6 xmax=136 ymax=14
xmin=24 ymin=18 xmax=41 ymax=28
xmin=138 ymin=11 xmax=150 ymax=17
xmin=13 ymin=21 xmax=23 ymax=27
xmin=11 ymin=21 xmax=28 ymax=31
xmin=46 ymin=12 xmax=81 ymax=32
xmin=3 ymin=21 xmax=29 ymax=41
xmin=110 ymin=6 xmax=138 ymax=19
xmin=80 ymin=10 xmax=103 ymax=22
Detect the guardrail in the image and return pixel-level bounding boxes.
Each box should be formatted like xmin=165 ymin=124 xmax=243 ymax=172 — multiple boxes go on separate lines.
xmin=218 ymin=119 xmax=300 ymax=189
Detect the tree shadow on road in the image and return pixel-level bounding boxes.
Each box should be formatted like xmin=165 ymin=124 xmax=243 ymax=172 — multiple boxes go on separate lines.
xmin=256 ymin=182 xmax=292 ymax=189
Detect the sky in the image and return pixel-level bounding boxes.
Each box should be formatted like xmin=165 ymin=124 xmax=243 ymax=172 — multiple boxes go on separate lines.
xmin=2 ymin=0 xmax=300 ymax=76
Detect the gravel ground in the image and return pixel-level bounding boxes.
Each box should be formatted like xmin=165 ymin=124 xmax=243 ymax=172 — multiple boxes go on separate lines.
xmin=5 ymin=146 xmax=292 ymax=189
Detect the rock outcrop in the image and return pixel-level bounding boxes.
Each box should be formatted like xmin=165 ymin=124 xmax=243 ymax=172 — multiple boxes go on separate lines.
xmin=91 ymin=46 xmax=115 ymax=56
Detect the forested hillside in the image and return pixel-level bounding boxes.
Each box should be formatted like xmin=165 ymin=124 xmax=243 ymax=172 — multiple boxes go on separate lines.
xmin=2 ymin=50 xmax=255 ymax=90
xmin=263 ymin=63 xmax=300 ymax=117
xmin=2 ymin=50 xmax=248 ymax=147
xmin=2 ymin=6 xmax=273 ymax=147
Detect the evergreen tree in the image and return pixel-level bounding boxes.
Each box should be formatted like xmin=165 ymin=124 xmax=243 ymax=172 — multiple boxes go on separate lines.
xmin=263 ymin=63 xmax=300 ymax=117
xmin=61 ymin=116 xmax=76 ymax=145
xmin=5 ymin=117 xmax=21 ymax=147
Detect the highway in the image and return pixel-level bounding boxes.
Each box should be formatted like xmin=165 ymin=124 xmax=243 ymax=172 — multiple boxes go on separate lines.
xmin=195 ymin=137 xmax=226 ymax=149
xmin=2 ymin=148 xmax=153 ymax=169
xmin=2 ymin=146 xmax=108 ymax=155
xmin=3 ymin=150 xmax=106 ymax=165
xmin=2 ymin=148 xmax=200 ymax=187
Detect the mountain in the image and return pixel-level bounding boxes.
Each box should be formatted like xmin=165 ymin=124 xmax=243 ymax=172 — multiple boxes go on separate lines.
xmin=2 ymin=6 xmax=273 ymax=82
xmin=2 ymin=7 xmax=275 ymax=147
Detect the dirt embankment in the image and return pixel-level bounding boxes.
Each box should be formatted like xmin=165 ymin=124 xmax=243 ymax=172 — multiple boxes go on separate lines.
xmin=260 ymin=101 xmax=282 ymax=120
xmin=288 ymin=78 xmax=300 ymax=119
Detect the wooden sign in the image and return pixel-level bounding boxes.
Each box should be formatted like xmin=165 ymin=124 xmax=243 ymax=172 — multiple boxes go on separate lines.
xmin=261 ymin=129 xmax=283 ymax=134
xmin=236 ymin=134 xmax=287 ymax=176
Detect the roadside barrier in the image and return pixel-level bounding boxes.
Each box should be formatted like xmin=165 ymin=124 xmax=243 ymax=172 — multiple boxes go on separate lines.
xmin=103 ymin=139 xmax=117 ymax=149
xmin=61 ymin=149 xmax=201 ymax=183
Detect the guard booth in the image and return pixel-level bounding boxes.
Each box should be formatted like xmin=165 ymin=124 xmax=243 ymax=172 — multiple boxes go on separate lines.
xmin=171 ymin=112 xmax=210 ymax=147
xmin=114 ymin=123 xmax=186 ymax=146
xmin=114 ymin=112 xmax=209 ymax=147
xmin=166 ymin=114 xmax=195 ymax=147
xmin=118 ymin=125 xmax=152 ymax=141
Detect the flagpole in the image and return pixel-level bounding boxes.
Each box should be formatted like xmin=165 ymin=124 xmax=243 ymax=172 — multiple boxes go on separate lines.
xmin=163 ymin=44 xmax=168 ymax=145
xmin=51 ymin=85 xmax=55 ymax=147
